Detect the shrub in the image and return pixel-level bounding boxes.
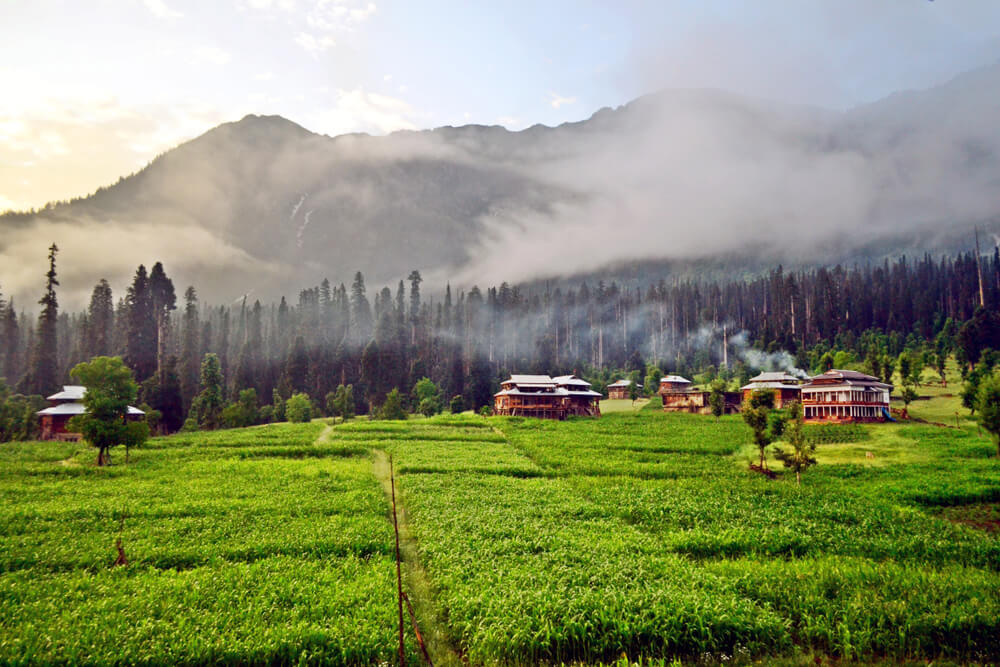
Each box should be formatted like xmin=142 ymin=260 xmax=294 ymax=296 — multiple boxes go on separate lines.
xmin=285 ymin=393 xmax=313 ymax=423
xmin=449 ymin=394 xmax=465 ymax=414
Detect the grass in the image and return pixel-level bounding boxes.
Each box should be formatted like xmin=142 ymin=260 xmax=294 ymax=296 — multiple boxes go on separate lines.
xmin=0 ymin=421 xmax=420 ymax=664
xmin=2 ymin=383 xmax=999 ymax=665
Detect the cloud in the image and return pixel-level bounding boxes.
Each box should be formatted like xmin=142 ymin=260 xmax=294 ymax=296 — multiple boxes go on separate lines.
xmin=189 ymin=46 xmax=233 ymax=66
xmin=548 ymin=92 xmax=577 ymax=109
xmin=308 ymin=88 xmax=419 ymax=135
xmin=293 ymin=0 xmax=376 ymax=55
xmin=0 ymin=219 xmax=285 ymax=309
xmin=141 ymin=0 xmax=183 ymax=19
xmin=294 ymin=31 xmax=336 ymax=55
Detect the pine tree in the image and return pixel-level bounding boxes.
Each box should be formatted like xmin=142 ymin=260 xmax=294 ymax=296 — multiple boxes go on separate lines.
xmin=179 ymin=287 xmax=200 ymax=409
xmin=25 ymin=244 xmax=60 ymax=394
xmin=350 ymin=271 xmax=373 ymax=344
xmin=1 ymin=298 xmax=18 ymax=383
xmin=148 ymin=262 xmax=176 ymax=382
xmin=190 ymin=353 xmax=225 ymax=430
xmin=85 ymin=279 xmax=114 ymax=358
xmin=124 ymin=265 xmax=156 ymax=381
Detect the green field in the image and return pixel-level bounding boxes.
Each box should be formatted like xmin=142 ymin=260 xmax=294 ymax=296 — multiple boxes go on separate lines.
xmin=2 ymin=396 xmax=999 ymax=664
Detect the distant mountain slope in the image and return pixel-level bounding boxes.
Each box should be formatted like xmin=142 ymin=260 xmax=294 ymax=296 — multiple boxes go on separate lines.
xmin=3 ymin=64 xmax=999 ymax=305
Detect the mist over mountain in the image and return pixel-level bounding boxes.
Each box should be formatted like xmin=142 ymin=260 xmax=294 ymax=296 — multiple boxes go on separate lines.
xmin=3 ymin=63 xmax=1000 ymax=307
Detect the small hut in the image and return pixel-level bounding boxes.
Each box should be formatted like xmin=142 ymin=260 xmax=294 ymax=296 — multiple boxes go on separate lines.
xmin=37 ymin=385 xmax=145 ymax=441
xmin=658 ymin=375 xmax=693 ymax=394
xmin=606 ymin=379 xmax=641 ymax=400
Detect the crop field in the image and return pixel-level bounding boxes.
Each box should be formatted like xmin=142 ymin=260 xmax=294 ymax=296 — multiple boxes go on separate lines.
xmin=2 ymin=397 xmax=1000 ymax=665
xmin=0 ymin=422 xmax=420 ymax=664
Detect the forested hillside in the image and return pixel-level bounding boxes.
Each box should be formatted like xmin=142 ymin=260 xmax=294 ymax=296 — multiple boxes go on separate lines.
xmin=3 ymin=245 xmax=999 ymax=437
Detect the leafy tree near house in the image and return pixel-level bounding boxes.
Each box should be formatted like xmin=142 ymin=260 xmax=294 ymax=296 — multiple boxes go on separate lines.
xmin=628 ymin=370 xmax=642 ymax=404
xmin=708 ymin=379 xmax=727 ymax=421
xmin=772 ymin=402 xmax=816 ymax=484
xmin=66 ymin=356 xmax=148 ymax=466
xmin=742 ymin=388 xmax=786 ymax=470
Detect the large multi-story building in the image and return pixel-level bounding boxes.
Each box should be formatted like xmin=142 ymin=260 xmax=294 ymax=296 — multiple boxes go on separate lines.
xmin=801 ymin=370 xmax=892 ymax=422
xmin=493 ymin=374 xmax=601 ymax=419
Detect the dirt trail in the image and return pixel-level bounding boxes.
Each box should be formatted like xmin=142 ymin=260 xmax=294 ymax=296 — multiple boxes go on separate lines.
xmin=371 ymin=449 xmax=465 ymax=666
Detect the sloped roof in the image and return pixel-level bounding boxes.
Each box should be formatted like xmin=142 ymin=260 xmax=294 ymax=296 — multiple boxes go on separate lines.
xmin=506 ymin=374 xmax=555 ymax=385
xmin=46 ymin=385 xmax=86 ymax=401
xmin=741 ymin=381 xmax=802 ymax=391
xmin=607 ymin=379 xmax=641 ymax=388
xmin=660 ymin=375 xmax=691 ymax=384
xmin=494 ymin=388 xmax=569 ymax=397
xmin=37 ymin=402 xmax=145 ymax=416
xmin=552 ymin=375 xmax=592 ymax=387
xmin=803 ymin=369 xmax=892 ymax=389
xmin=747 ymin=372 xmax=801 ymax=384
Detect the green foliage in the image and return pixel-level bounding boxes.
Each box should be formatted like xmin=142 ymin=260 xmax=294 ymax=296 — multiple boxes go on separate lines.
xmin=67 ymin=356 xmax=146 ymax=465
xmin=271 ymin=388 xmax=285 ymax=422
xmin=708 ymin=379 xmax=726 ymax=420
xmin=376 ymin=388 xmax=407 ymax=420
xmin=741 ymin=389 xmax=785 ymax=468
xmin=628 ymin=370 xmax=641 ymax=402
xmin=190 ymin=353 xmax=224 ymax=430
xmin=222 ymin=388 xmax=259 ymax=428
xmin=0 ymin=422 xmax=416 ymax=664
xmin=644 ymin=365 xmax=663 ymax=397
xmin=449 ymin=394 xmax=465 ymax=414
xmin=772 ymin=402 xmax=817 ymax=484
xmin=328 ymin=384 xmax=354 ymax=421
xmin=975 ymin=371 xmax=1000 ymax=457
xmin=418 ymin=398 xmax=439 ymax=417
xmin=412 ymin=377 xmax=440 ymax=407
xmin=0 ymin=390 xmax=46 ymax=442
xmin=284 ymin=392 xmax=313 ymax=423
xmin=479 ymin=405 xmax=493 ymax=417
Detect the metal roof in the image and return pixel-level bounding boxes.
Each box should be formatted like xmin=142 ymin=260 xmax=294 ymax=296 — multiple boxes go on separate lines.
xmin=566 ymin=390 xmax=602 ymax=397
xmin=552 ymin=375 xmax=592 ymax=387
xmin=660 ymin=375 xmax=691 ymax=384
xmin=607 ymin=379 xmax=641 ymax=387
xmin=747 ymin=372 xmax=801 ymax=383
xmin=741 ymin=381 xmax=802 ymax=391
xmin=804 ymin=369 xmax=891 ymax=389
xmin=46 ymin=385 xmax=87 ymax=401
xmin=506 ymin=374 xmax=555 ymax=384
xmin=494 ymin=388 xmax=569 ymax=397
xmin=37 ymin=402 xmax=145 ymax=416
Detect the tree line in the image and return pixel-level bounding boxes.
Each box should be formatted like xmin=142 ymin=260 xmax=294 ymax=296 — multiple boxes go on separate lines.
xmin=1 ymin=244 xmax=999 ymax=438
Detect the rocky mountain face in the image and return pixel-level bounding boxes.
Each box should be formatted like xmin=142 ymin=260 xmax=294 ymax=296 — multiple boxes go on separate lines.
xmin=3 ymin=63 xmax=999 ymax=305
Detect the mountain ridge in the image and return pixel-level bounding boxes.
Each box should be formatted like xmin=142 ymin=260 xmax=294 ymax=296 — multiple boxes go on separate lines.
xmin=3 ymin=64 xmax=1000 ymax=306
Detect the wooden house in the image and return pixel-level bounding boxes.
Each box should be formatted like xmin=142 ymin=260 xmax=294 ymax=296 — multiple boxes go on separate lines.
xmin=606 ymin=379 xmax=641 ymax=400
xmin=553 ymin=375 xmax=602 ymax=416
xmin=740 ymin=372 xmax=802 ymax=408
xmin=658 ymin=375 xmax=740 ymax=414
xmin=658 ymin=375 xmax=692 ymax=394
xmin=801 ymin=370 xmax=892 ymax=422
xmin=493 ymin=375 xmax=567 ymax=419
xmin=37 ymin=385 xmax=145 ymax=441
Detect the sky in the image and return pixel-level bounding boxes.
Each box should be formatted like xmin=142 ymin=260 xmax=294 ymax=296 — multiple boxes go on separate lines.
xmin=1 ymin=0 xmax=999 ymax=213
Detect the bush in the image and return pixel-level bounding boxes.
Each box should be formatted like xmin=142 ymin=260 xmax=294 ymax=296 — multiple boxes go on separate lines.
xmin=285 ymin=393 xmax=313 ymax=423
xmin=450 ymin=394 xmax=465 ymax=414
xmin=377 ymin=389 xmax=407 ymax=420
xmin=418 ymin=397 xmax=439 ymax=417
xmin=479 ymin=405 xmax=493 ymax=418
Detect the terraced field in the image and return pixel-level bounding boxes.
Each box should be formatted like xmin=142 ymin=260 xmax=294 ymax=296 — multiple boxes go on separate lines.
xmin=2 ymin=405 xmax=999 ymax=664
